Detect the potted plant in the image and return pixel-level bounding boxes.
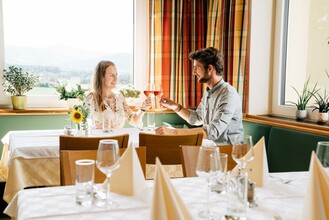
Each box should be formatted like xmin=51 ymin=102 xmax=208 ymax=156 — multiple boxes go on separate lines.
xmin=311 ymin=90 xmax=329 ymax=124
xmin=2 ymin=65 xmax=39 ymax=110
xmin=54 ymin=83 xmax=86 ymax=109
xmin=286 ymin=77 xmax=319 ymax=121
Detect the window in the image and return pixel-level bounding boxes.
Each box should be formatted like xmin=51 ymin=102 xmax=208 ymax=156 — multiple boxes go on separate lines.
xmin=272 ymin=0 xmax=329 ymax=120
xmin=0 ymin=0 xmax=148 ymax=108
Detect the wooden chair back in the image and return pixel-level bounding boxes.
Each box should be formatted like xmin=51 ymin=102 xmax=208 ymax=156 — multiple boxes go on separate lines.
xmin=139 ymin=132 xmax=203 ymax=165
xmin=60 ymin=147 xmax=146 ymax=186
xmin=59 ymin=134 xmax=129 ymax=185
xmin=180 ymin=145 xmax=236 ymax=177
xmin=59 ymin=134 xmax=129 ymax=151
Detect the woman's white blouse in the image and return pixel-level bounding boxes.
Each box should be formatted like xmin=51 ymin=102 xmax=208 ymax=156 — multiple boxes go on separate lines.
xmin=85 ymin=92 xmax=141 ymax=129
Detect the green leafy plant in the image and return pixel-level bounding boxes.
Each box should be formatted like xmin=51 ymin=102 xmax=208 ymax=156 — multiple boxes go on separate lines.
xmin=54 ymin=83 xmax=86 ymax=101
xmin=2 ymin=65 xmax=39 ymax=96
xmin=286 ymin=77 xmax=319 ymax=110
xmin=312 ymin=90 xmax=329 ymax=113
xmin=119 ymin=84 xmax=141 ymax=98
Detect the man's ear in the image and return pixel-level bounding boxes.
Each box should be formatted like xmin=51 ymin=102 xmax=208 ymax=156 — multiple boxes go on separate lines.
xmin=208 ymin=64 xmax=214 ymax=72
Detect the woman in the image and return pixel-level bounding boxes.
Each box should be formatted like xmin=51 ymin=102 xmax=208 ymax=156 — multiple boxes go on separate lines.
xmin=85 ymin=60 xmax=151 ymax=129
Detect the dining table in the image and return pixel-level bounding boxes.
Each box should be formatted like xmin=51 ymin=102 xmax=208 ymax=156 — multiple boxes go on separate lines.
xmin=4 ymin=172 xmax=308 ymax=220
xmin=1 ymin=128 xmax=216 ymax=205
xmin=0 ymin=128 xmax=142 ymax=204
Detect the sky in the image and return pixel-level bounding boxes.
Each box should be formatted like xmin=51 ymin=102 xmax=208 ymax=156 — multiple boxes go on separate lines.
xmin=3 ymin=0 xmax=133 ymax=54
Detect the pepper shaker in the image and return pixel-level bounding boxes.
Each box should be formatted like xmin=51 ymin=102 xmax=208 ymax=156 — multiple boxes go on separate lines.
xmin=247 ymin=181 xmax=257 ymax=208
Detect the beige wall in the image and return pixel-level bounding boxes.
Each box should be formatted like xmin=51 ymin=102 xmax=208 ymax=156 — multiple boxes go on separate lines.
xmin=248 ymin=0 xmax=274 ymax=115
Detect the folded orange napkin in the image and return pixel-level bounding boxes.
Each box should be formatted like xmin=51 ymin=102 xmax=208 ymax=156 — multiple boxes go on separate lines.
xmin=110 ymin=146 xmax=146 ymax=195
xmin=232 ymin=137 xmax=269 ymax=186
xmin=302 ymin=151 xmax=329 ymax=220
xmin=150 ymin=158 xmax=193 ymax=220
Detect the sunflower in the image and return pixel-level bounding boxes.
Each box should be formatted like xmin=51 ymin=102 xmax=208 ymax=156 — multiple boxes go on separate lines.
xmin=70 ymin=109 xmax=84 ymax=124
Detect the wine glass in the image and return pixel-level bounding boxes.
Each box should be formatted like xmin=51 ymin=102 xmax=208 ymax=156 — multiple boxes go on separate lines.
xmin=196 ymin=146 xmax=222 ymax=219
xmin=153 ymin=83 xmax=163 ymax=98
xmin=143 ymin=83 xmax=155 ymax=98
xmin=96 ymin=139 xmax=120 ymax=209
xmin=154 ymin=83 xmax=163 ymax=110
xmin=232 ymin=135 xmax=254 ymax=172
xmin=316 ymin=141 xmax=329 ymax=173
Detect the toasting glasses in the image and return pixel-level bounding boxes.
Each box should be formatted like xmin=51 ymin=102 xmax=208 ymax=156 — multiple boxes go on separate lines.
xmin=96 ymin=139 xmax=120 ymax=209
xmin=196 ymin=146 xmax=222 ymax=218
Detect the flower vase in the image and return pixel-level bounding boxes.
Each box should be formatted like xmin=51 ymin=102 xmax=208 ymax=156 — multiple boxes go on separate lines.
xmin=317 ymin=112 xmax=328 ymax=125
xmin=81 ymin=121 xmax=89 ymax=136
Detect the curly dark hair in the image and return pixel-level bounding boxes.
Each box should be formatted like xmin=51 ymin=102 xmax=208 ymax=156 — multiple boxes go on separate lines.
xmin=188 ymin=47 xmax=224 ymax=76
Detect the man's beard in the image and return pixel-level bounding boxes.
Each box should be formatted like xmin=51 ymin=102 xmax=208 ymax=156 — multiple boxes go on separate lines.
xmin=198 ymin=75 xmax=211 ymax=83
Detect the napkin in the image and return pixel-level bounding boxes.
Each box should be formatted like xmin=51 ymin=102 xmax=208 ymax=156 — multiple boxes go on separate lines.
xmin=302 ymin=151 xmax=329 ymax=220
xmin=232 ymin=137 xmax=269 ymax=186
xmin=150 ymin=158 xmax=193 ymax=220
xmin=109 ymin=146 xmax=146 ymax=196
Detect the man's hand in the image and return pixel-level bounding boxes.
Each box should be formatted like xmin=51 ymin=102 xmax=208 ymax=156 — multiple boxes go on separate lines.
xmin=159 ymin=98 xmax=179 ymax=111
xmin=155 ymin=126 xmax=177 ymax=135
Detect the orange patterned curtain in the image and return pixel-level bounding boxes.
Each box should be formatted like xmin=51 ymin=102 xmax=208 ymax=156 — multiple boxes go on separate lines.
xmin=149 ymin=0 xmax=250 ymax=112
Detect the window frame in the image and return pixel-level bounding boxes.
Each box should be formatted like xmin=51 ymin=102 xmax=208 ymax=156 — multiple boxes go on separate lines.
xmin=272 ymin=0 xmax=318 ymax=121
xmin=0 ymin=0 xmax=148 ymax=109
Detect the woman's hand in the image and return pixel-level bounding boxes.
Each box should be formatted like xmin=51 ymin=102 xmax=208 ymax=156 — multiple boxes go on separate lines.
xmin=140 ymin=97 xmax=152 ymax=111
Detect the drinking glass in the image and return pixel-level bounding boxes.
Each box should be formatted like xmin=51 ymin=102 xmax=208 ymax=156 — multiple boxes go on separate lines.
xmin=211 ymin=153 xmax=228 ymax=194
xmin=96 ymin=139 xmax=120 ymax=209
xmin=232 ymin=135 xmax=254 ymax=172
xmin=143 ymin=83 xmax=155 ymax=97
xmin=196 ymin=146 xmax=222 ymax=219
xmin=316 ymin=141 xmax=329 ymax=173
xmin=154 ymin=83 xmax=163 ymax=110
xmin=147 ymin=112 xmax=156 ymax=130
xmin=153 ymin=83 xmax=163 ymax=98
xmin=75 ymin=159 xmax=94 ymax=206
xmin=226 ymin=171 xmax=248 ymax=219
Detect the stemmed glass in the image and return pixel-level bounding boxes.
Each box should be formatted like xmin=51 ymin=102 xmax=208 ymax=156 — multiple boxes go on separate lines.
xmin=196 ymin=146 xmax=222 ymax=219
xmin=96 ymin=139 xmax=120 ymax=209
xmin=154 ymin=83 xmax=163 ymax=110
xmin=316 ymin=141 xmax=329 ymax=173
xmin=143 ymin=83 xmax=155 ymax=98
xmin=232 ymin=135 xmax=254 ymax=172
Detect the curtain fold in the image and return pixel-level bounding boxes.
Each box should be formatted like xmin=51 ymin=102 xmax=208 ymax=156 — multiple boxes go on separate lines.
xmin=149 ymin=0 xmax=250 ymax=112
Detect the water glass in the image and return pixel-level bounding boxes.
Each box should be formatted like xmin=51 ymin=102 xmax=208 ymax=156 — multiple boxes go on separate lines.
xmin=211 ymin=153 xmax=228 ymax=194
xmin=102 ymin=113 xmax=111 ymax=133
xmin=147 ymin=112 xmax=155 ymax=130
xmin=226 ymin=171 xmax=248 ymax=219
xmin=316 ymin=141 xmax=329 ymax=172
xmin=75 ymin=159 xmax=95 ymax=206
xmin=196 ymin=146 xmax=221 ymax=219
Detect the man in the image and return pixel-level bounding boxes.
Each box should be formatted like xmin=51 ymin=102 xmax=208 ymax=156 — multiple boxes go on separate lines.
xmin=155 ymin=47 xmax=243 ymax=145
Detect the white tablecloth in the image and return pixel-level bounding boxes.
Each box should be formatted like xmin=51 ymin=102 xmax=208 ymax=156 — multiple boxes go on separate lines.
xmin=5 ymin=172 xmax=308 ymax=220
xmin=1 ymin=128 xmax=141 ymax=162
xmin=1 ymin=129 xmax=213 ymax=204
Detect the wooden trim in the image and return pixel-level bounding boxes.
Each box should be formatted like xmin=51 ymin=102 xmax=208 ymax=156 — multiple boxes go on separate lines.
xmin=0 ymin=108 xmax=177 ymax=115
xmin=244 ymin=114 xmax=329 ymax=136
xmin=0 ymin=108 xmax=70 ymax=115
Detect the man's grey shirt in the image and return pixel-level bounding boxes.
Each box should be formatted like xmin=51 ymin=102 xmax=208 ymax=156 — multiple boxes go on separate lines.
xmin=187 ymin=79 xmax=243 ymax=145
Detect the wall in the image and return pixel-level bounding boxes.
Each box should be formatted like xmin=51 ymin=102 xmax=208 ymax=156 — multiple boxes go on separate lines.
xmin=248 ymin=0 xmax=274 ymax=115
